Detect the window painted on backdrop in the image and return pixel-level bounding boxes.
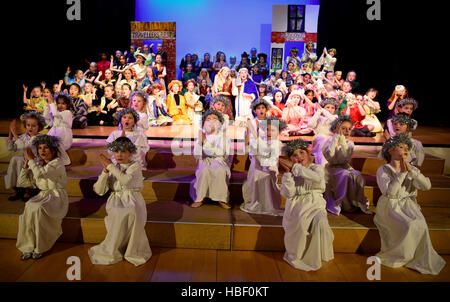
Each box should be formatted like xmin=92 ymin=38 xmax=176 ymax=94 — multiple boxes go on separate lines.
xmin=271 ymin=48 xmax=283 ymax=71
xmin=288 ymin=5 xmax=305 ymax=32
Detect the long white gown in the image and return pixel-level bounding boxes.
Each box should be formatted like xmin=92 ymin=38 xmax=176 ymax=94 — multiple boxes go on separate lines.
xmin=44 ymin=103 xmax=73 ymax=150
xmin=5 ymin=133 xmax=36 ymax=190
xmin=16 ymin=158 xmax=69 ymax=254
xmin=280 ymin=163 xmax=334 ymax=271
xmin=241 ymin=138 xmax=283 ymax=216
xmin=88 ymin=162 xmax=152 ymax=266
xmin=374 ymin=164 xmax=445 ymax=274
xmin=322 ymin=134 xmax=371 ymax=215
xmin=189 ymin=131 xmax=231 ymax=204
xmin=308 ymin=108 xmax=337 ymax=166
xmin=106 ymin=129 xmax=149 ymax=170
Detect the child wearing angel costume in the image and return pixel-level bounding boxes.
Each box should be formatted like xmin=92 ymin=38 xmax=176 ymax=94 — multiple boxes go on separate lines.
xmin=374 ymin=135 xmax=445 ymax=275
xmin=190 ymin=109 xmax=232 ymax=209
xmin=210 ymin=96 xmax=231 ymax=130
xmin=379 ymin=114 xmax=424 ymax=167
xmin=88 ymin=137 xmax=152 ymax=266
xmin=322 ymin=115 xmax=372 ymax=215
xmin=385 ymin=98 xmax=418 ymax=139
xmin=106 ymin=108 xmax=149 ymax=170
xmin=5 ymin=112 xmax=45 ymax=201
xmin=16 ymin=135 xmax=69 ymax=260
xmin=129 ymin=90 xmax=149 ymax=133
xmin=360 ymin=88 xmax=383 ymax=133
xmin=280 ymin=139 xmax=334 ymax=271
xmin=240 ymin=116 xmax=286 ymax=216
xmin=308 ymin=98 xmax=339 ymax=166
xmin=43 ymin=91 xmax=73 ymax=150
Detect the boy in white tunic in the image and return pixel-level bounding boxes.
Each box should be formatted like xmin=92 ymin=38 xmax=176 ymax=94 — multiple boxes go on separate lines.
xmin=322 ymin=115 xmax=372 ymax=215
xmin=89 ymin=137 xmax=152 ymax=266
xmin=5 ymin=112 xmax=45 ymax=201
xmin=241 ymin=116 xmax=286 ymax=216
xmin=210 ymin=96 xmax=230 ymax=130
xmin=16 ymin=135 xmax=69 ymax=260
xmin=374 ymin=135 xmax=445 ymax=275
xmin=106 ymin=108 xmax=149 ymax=170
xmin=190 ymin=109 xmax=232 ymax=209
xmin=308 ymin=98 xmax=339 ymax=166
xmin=279 ymin=139 xmax=334 ymax=271
xmin=43 ymin=92 xmax=73 ymax=150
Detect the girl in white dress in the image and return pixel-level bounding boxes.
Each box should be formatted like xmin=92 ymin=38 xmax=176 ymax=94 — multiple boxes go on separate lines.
xmin=241 ymin=116 xmax=286 ymax=216
xmin=16 ymin=135 xmax=69 ymax=260
xmin=279 ymin=139 xmax=334 ymax=271
xmin=190 ymin=109 xmax=232 ymax=209
xmin=88 ymin=137 xmax=152 ymax=266
xmin=322 ymin=115 xmax=372 ymax=215
xmin=379 ymin=114 xmax=424 ymax=167
xmin=106 ymin=108 xmax=149 ymax=170
xmin=43 ymin=92 xmax=73 ymax=150
xmin=374 ymin=135 xmax=445 ymax=274
xmin=129 ymin=90 xmax=149 ymax=133
xmin=308 ymin=98 xmax=339 ymax=166
xmin=5 ymin=112 xmax=45 ymax=201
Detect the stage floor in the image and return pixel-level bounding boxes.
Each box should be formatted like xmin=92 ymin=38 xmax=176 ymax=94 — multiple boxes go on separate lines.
xmin=1 ymin=118 xmax=450 ymax=146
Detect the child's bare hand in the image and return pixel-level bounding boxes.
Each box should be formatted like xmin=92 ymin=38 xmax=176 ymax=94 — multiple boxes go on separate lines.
xmin=25 ymin=148 xmax=35 ymax=161
xmin=99 ymin=153 xmax=112 ymax=168
xmin=23 ymin=84 xmax=28 ymax=92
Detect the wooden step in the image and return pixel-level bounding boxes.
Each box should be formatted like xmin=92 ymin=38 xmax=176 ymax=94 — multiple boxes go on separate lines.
xmin=1 ymin=195 xmax=449 ymax=254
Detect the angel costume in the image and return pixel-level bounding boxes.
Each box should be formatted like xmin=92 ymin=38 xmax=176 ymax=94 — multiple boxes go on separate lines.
xmin=147 ymin=95 xmax=173 ymax=126
xmin=106 ymin=130 xmax=149 ymax=170
xmin=300 ymin=49 xmax=318 ymax=74
xmin=319 ymin=53 xmax=337 ymax=73
xmin=280 ymin=163 xmax=334 ymax=271
xmin=44 ymin=103 xmax=73 ymax=150
xmin=136 ymin=112 xmax=149 ymax=133
xmin=89 ymin=161 xmax=152 ymax=266
xmin=322 ymin=134 xmax=371 ymax=215
xmin=189 ymin=130 xmax=232 ymax=205
xmin=16 ymin=158 xmax=69 ymax=255
xmin=385 ymin=117 xmax=418 ymax=138
xmin=308 ymin=108 xmax=338 ymax=166
xmin=378 ymin=137 xmax=424 ymax=167
xmin=241 ymin=137 xmax=284 ymax=216
xmin=281 ymin=97 xmax=307 ymax=136
xmin=374 ymin=164 xmax=445 ymax=274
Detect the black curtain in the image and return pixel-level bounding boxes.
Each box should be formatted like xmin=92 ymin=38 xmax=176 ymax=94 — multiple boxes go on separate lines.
xmin=3 ymin=0 xmax=135 ymax=117
xmin=317 ymin=0 xmax=447 ymax=126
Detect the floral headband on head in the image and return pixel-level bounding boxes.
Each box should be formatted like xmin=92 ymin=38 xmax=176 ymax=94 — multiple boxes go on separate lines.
xmin=107 ymin=136 xmax=137 ymax=154
xmin=381 ymin=134 xmax=412 ymax=162
xmin=286 ymin=139 xmax=312 ymax=157
xmin=202 ymin=108 xmax=224 ymax=126
xmin=330 ymin=114 xmax=353 ymax=132
xmin=22 ymin=111 xmax=46 ymax=130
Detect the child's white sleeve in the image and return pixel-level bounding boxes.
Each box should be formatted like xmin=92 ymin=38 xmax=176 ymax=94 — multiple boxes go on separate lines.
xmin=280 ymin=172 xmax=296 ymax=200
xmin=292 ymin=163 xmax=323 ymax=183
xmin=135 ymin=131 xmax=150 ymax=153
xmin=413 ymin=140 xmax=425 ymax=167
xmin=307 ymin=108 xmax=321 ymax=129
xmin=376 ymin=166 xmax=407 ymax=196
xmin=43 ymin=105 xmax=53 ymax=127
xmin=18 ymin=167 xmax=34 ymax=188
xmin=7 ymin=134 xmax=26 ymax=152
xmin=61 ymin=110 xmax=73 ymax=129
xmin=106 ymin=162 xmax=141 ymax=186
xmin=409 ymin=166 xmax=431 ymax=191
xmin=93 ymin=171 xmax=110 ymax=196
xmin=28 ymin=159 xmax=63 ymax=180
xmin=322 ymin=134 xmax=339 ymax=159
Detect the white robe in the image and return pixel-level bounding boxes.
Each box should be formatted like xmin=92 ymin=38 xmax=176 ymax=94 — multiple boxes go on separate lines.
xmin=136 ymin=112 xmax=149 ymax=133
xmin=5 ymin=133 xmax=36 ymax=189
xmin=241 ymin=139 xmax=283 ymax=216
xmin=322 ymin=134 xmax=370 ymax=215
xmin=308 ymin=108 xmax=337 ymax=166
xmin=16 ymin=158 xmax=69 ymax=254
xmin=106 ymin=129 xmax=149 ymax=170
xmin=374 ymin=164 xmax=445 ymax=275
xmin=44 ymin=103 xmax=73 ymax=150
xmin=280 ymin=163 xmax=334 ymax=271
xmin=89 ymin=162 xmax=152 ymax=266
xmin=190 ymin=131 xmax=231 ymax=204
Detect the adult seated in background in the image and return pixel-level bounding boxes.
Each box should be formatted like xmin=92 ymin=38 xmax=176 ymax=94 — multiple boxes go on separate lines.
xmin=153 ymin=43 xmax=167 ymax=67
xmin=248 ymin=48 xmax=259 ymax=68
xmin=229 ymin=56 xmax=238 ymax=72
xmin=257 ymin=53 xmax=269 ymax=80
xmin=237 ymin=52 xmax=250 ymax=72
xmin=200 ymin=53 xmax=214 ymax=79
xmin=182 ymin=63 xmax=197 ymax=87
xmin=179 ymin=53 xmax=193 ymax=75
xmin=191 ymin=53 xmax=200 ymax=75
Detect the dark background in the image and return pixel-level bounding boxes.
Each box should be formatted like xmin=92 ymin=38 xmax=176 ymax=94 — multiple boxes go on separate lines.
xmin=4 ymin=0 xmax=447 ymax=126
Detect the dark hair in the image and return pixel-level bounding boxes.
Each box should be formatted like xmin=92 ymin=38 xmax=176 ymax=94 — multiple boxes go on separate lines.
xmin=54 ymin=91 xmax=72 ymax=108
xmin=303 ymin=73 xmax=311 ymax=78
xmin=202 ymin=108 xmax=224 ymax=126
xmin=304 ymin=89 xmax=314 ymax=95
xmin=69 ymin=83 xmax=81 ymax=93
xmin=121 ymin=83 xmax=132 ymax=91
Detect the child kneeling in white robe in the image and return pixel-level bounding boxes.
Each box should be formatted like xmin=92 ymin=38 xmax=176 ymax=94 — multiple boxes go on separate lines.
xmin=322 ymin=114 xmax=372 ymax=215
xmin=190 ymin=109 xmax=232 ymax=209
xmin=241 ymin=114 xmax=285 ymax=216
xmin=373 ymin=135 xmax=445 ymax=275
xmin=106 ymin=108 xmax=149 ymax=170
xmin=279 ymin=139 xmax=334 ymax=271
xmin=16 ymin=134 xmax=69 ymax=260
xmin=5 ymin=112 xmax=45 ymax=201
xmin=89 ymin=137 xmax=152 ymax=266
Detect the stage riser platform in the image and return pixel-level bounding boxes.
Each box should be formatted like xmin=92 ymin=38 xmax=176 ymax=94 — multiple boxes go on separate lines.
xmin=1 ymin=210 xmax=449 ymax=253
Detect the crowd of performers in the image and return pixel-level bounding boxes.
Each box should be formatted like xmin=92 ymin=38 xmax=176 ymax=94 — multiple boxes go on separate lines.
xmin=5 ymin=43 xmax=445 ymax=275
